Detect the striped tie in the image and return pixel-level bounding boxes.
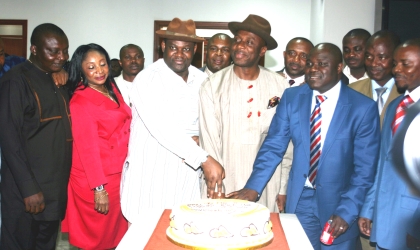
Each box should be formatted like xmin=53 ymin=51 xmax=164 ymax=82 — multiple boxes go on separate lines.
xmin=309 ymin=95 xmax=327 ymax=188
xmin=392 ymin=95 xmax=414 ymax=135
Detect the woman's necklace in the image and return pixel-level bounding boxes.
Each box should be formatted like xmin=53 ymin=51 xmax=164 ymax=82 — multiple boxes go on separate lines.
xmin=89 ymin=85 xmax=116 ymax=103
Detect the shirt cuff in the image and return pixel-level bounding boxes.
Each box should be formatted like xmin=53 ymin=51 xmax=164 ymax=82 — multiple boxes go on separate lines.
xmin=184 ymin=147 xmax=209 ymax=170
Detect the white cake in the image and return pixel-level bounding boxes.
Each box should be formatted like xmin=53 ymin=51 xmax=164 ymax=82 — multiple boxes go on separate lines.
xmin=167 ymin=199 xmax=273 ymax=249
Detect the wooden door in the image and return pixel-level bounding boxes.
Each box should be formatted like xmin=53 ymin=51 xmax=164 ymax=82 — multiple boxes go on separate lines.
xmin=0 ymin=20 xmax=27 ymax=58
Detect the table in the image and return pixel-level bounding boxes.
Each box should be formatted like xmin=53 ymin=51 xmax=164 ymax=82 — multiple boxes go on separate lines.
xmin=117 ymin=210 xmax=313 ymax=249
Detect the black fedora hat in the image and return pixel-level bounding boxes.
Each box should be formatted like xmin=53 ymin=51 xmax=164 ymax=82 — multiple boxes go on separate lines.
xmin=228 ymin=14 xmax=278 ymax=50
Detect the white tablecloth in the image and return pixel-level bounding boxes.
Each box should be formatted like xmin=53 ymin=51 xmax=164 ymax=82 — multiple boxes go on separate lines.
xmin=117 ymin=210 xmax=313 ymax=250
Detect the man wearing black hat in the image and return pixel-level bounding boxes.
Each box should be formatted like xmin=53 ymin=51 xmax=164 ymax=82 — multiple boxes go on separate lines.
xmin=120 ymin=18 xmax=224 ymax=224
xmin=199 ymin=14 xmax=292 ymax=212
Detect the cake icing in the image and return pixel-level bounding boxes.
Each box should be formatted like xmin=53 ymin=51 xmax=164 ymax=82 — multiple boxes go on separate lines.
xmin=167 ymin=199 xmax=273 ymax=249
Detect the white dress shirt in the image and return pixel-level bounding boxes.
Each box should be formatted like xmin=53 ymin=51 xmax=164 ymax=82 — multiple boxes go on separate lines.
xmin=114 ymin=74 xmax=133 ymax=107
xmin=305 ymin=81 xmax=341 ymax=187
xmin=283 ymin=70 xmax=305 ymax=87
xmin=343 ymin=66 xmax=369 ymax=84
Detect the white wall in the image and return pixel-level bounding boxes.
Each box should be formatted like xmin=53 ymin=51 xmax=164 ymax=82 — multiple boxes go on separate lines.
xmin=1 ymin=0 xmax=377 ymax=70
xmin=1 ymin=0 xmax=310 ymax=70
xmin=310 ymin=0 xmax=376 ymax=47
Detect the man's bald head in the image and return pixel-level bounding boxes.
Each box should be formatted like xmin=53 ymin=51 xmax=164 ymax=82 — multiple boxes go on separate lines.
xmin=283 ymin=37 xmax=314 ymax=78
xmin=398 ymin=38 xmax=420 ymax=54
xmin=206 ymin=33 xmax=233 ymax=73
xmin=343 ymin=29 xmax=371 ymax=43
xmin=366 ymin=30 xmax=400 ymax=51
xmin=119 ymin=44 xmax=145 ymax=80
xmin=305 ymin=43 xmax=344 ymax=93
xmin=342 ymin=29 xmax=371 ymax=70
xmin=208 ymin=33 xmax=232 ymax=47
xmin=119 ymin=44 xmax=144 ymax=59
xmin=393 ymin=38 xmax=420 ymax=92
xmin=365 ymin=30 xmax=400 ymax=86
xmin=314 ymin=43 xmax=343 ymax=65
xmin=286 ymin=37 xmax=313 ymax=50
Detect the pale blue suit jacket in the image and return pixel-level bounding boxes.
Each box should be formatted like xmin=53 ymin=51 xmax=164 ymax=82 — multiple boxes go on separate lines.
xmin=245 ymin=82 xmax=380 ymax=244
xmin=360 ymin=95 xmax=420 ymax=249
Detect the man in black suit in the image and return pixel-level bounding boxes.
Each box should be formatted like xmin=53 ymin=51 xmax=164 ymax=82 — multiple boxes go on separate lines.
xmin=0 ymin=23 xmax=72 ymax=249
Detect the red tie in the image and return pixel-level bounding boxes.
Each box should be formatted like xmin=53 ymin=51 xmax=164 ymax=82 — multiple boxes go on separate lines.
xmin=392 ymin=95 xmax=414 ymax=135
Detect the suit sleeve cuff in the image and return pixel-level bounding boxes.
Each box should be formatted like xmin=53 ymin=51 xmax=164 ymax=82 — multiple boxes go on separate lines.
xmin=17 ymin=178 xmax=42 ymax=198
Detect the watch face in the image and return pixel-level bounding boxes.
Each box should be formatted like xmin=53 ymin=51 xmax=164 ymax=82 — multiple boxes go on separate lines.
xmin=95 ymin=185 xmax=104 ymax=191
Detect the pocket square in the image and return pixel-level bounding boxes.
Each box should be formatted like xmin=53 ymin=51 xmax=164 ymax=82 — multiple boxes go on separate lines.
xmin=267 ymin=96 xmax=280 ymax=109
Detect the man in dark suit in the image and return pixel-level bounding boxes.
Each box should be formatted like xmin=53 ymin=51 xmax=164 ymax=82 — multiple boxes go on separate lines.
xmin=359 ymin=38 xmax=420 ymax=250
xmin=200 ymin=33 xmax=232 ymax=76
xmin=277 ymin=37 xmax=313 ymax=86
xmin=0 ymin=23 xmax=72 ymax=249
xmin=392 ymin=99 xmax=420 ymax=249
xmin=229 ymin=43 xmax=380 ymax=249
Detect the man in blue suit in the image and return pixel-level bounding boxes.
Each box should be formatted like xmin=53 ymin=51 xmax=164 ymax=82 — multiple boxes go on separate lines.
xmin=228 ymin=43 xmax=381 ymax=249
xmin=359 ymin=39 xmax=420 ymax=250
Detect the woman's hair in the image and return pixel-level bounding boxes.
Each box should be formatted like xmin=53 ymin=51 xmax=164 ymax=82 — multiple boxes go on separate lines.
xmin=67 ymin=43 xmax=119 ymax=105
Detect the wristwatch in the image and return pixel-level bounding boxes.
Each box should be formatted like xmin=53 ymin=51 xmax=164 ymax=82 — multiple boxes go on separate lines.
xmin=95 ymin=185 xmax=104 ymax=191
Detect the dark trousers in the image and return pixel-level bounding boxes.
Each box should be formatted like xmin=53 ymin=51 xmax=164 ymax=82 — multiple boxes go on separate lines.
xmin=1 ymin=212 xmax=59 ymax=250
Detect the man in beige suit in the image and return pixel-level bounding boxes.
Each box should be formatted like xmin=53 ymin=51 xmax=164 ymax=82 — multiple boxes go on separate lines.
xmin=349 ymin=30 xmax=401 ymax=128
xmin=199 ymin=15 xmax=292 ymax=212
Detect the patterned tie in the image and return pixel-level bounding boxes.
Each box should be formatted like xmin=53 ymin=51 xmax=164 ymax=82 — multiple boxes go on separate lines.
xmin=392 ymin=95 xmax=414 ymax=135
xmin=309 ymin=95 xmax=327 ymax=188
xmin=375 ymin=87 xmax=387 ymax=114
xmin=289 ymin=79 xmax=295 ymax=86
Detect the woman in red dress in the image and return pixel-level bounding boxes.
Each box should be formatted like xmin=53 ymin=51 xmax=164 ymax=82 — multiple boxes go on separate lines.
xmin=62 ymin=43 xmax=130 ymax=249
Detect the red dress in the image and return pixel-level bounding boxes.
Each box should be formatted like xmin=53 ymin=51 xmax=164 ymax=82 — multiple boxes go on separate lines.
xmin=62 ymin=84 xmax=131 ymax=249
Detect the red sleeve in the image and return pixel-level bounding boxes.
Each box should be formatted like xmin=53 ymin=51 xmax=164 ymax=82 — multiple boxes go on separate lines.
xmin=70 ymin=97 xmax=107 ymax=189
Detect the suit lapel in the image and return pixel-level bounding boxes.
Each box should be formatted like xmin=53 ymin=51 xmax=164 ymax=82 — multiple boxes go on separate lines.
xmin=381 ymin=83 xmax=402 ymax=122
xmin=366 ymin=79 xmax=373 ymax=98
xmin=319 ymin=84 xmax=351 ymax=166
xmin=385 ymin=95 xmax=404 ymax=155
xmin=299 ymin=87 xmax=313 ymax=160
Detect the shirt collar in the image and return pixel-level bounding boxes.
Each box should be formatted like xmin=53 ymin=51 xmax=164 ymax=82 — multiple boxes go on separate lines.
xmin=343 ymin=66 xmax=368 ymax=81
xmin=204 ymin=67 xmax=213 ymax=77
xmin=312 ymin=80 xmax=342 ymax=101
xmin=406 ymin=86 xmax=420 ymax=103
xmin=283 ymin=70 xmax=305 ymax=84
xmin=371 ymin=77 xmax=395 ymax=91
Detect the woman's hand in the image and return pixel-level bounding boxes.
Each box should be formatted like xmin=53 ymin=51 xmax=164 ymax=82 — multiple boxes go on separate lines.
xmin=94 ymin=190 xmax=109 ymax=214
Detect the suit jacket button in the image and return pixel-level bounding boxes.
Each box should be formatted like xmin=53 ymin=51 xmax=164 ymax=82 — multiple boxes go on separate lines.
xmin=303 ymin=174 xmax=307 ymax=178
